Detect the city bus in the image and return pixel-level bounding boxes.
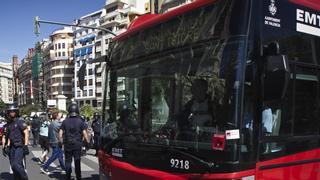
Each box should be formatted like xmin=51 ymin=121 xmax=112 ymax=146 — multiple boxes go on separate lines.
xmin=98 ymin=0 xmax=320 ymax=179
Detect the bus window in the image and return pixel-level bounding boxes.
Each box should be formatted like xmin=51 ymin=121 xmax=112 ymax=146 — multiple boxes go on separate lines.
xmin=261 ymin=23 xmax=320 ymax=159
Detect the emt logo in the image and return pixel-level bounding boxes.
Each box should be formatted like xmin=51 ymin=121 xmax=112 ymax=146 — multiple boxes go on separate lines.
xmin=296 ymin=9 xmax=320 ymax=37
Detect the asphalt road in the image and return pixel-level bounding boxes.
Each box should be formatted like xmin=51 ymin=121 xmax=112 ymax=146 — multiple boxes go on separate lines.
xmin=0 ymin=145 xmax=99 ymax=180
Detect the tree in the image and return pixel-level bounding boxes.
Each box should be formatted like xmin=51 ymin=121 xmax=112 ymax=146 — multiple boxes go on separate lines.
xmin=20 ymin=104 xmax=42 ymax=116
xmin=80 ymin=104 xmax=95 ymax=121
xmin=0 ymin=99 xmax=6 ymax=114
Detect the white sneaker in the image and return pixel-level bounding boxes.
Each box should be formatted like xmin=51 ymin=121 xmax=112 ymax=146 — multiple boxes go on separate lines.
xmin=40 ymin=167 xmax=51 ymax=175
xmin=9 ymin=166 xmax=13 ymax=174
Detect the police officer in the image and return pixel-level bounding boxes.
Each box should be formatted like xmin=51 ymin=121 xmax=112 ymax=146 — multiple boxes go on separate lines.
xmin=6 ymin=105 xmax=29 ymax=180
xmin=31 ymin=114 xmax=40 ymax=147
xmin=59 ymin=103 xmax=89 ymax=180
xmin=91 ymin=112 xmax=101 ymax=156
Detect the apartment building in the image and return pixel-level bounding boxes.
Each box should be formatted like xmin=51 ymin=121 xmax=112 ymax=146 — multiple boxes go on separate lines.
xmin=43 ymin=27 xmax=74 ymax=101
xmin=73 ymin=10 xmax=103 ymax=107
xmin=96 ymin=0 xmax=149 ymax=107
xmin=0 ymin=62 xmax=13 ymax=104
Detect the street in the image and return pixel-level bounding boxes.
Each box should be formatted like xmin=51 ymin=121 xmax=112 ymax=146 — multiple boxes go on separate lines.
xmin=0 ymin=145 xmax=99 ymax=180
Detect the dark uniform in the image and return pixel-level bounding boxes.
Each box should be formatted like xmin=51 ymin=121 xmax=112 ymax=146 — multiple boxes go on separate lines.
xmin=61 ymin=103 xmax=87 ymax=180
xmin=8 ymin=118 xmax=29 ymax=180
xmin=31 ymin=115 xmax=40 ymax=147
xmin=91 ymin=112 xmax=101 ymax=156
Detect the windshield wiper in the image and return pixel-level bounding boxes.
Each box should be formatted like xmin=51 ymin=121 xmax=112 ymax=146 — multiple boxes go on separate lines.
xmin=140 ymin=143 xmax=214 ymax=170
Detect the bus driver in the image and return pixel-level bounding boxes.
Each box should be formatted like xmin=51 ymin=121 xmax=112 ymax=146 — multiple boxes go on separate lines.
xmin=179 ymin=79 xmax=214 ymax=129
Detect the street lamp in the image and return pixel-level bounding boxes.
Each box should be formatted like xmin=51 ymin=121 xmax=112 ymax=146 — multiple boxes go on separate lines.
xmin=34 ymin=16 xmax=117 ymax=120
xmin=34 ymin=16 xmax=116 ymax=37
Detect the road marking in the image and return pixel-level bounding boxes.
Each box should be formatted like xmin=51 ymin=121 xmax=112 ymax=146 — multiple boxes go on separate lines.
xmin=32 ymin=150 xmax=94 ymax=171
xmin=84 ymin=155 xmax=98 ymax=164
xmin=72 ymin=160 xmax=94 ymax=171
xmin=31 ymin=150 xmax=57 ymax=167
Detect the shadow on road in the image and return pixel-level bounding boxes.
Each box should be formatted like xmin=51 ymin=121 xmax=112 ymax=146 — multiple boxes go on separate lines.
xmin=47 ymin=173 xmax=99 ymax=179
xmin=0 ymin=172 xmax=13 ymax=180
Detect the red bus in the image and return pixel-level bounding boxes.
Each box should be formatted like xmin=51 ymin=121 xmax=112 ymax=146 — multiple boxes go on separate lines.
xmin=98 ymin=0 xmax=320 ymax=179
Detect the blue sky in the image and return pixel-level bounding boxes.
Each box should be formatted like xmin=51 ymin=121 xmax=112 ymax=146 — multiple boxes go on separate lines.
xmin=0 ymin=0 xmax=105 ymax=63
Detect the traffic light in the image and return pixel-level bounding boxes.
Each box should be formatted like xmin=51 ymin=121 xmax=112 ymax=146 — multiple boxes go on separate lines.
xmin=34 ymin=16 xmax=40 ymax=36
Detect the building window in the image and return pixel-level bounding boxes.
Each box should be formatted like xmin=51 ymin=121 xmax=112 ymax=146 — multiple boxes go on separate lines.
xmin=58 ymin=43 xmax=61 ymax=49
xmin=88 ymin=69 xmax=93 ymax=75
xmin=89 ymin=79 xmax=93 ymax=86
xmin=86 ymin=100 xmax=90 ymax=104
xmin=62 ymin=52 xmax=65 ymax=56
xmin=77 ymin=91 xmax=81 ymax=97
xmin=83 ymin=90 xmax=87 ymax=97
xmin=55 ymin=52 xmax=57 ymax=57
xmin=89 ymin=89 xmax=93 ymax=96
xmin=62 ymin=43 xmax=65 ymax=49
xmin=55 ymin=44 xmax=57 ymax=50
xmin=58 ymin=52 xmax=61 ymax=57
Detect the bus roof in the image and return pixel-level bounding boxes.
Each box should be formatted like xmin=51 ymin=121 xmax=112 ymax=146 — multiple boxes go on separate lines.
xmin=114 ymin=0 xmax=320 ymax=41
xmin=289 ymin=0 xmax=320 ymax=11
xmin=113 ymin=0 xmax=215 ymax=41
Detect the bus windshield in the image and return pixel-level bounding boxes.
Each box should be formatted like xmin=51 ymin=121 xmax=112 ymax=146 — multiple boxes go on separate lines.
xmin=105 ymin=37 xmax=247 ymax=165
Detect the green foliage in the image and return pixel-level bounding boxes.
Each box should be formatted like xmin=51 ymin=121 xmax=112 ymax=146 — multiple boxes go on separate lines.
xmin=80 ymin=104 xmax=101 ymax=121
xmin=0 ymin=99 xmax=6 ymax=113
xmin=20 ymin=104 xmax=42 ymax=116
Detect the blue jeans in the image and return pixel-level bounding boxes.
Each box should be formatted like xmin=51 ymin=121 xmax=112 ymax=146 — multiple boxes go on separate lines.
xmin=42 ymin=145 xmax=65 ymax=170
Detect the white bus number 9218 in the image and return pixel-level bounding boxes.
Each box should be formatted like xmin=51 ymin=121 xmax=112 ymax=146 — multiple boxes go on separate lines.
xmin=170 ymin=158 xmax=190 ymax=170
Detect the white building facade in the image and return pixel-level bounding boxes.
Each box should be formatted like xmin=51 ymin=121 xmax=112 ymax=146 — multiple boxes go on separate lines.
xmin=73 ymin=10 xmax=104 ymax=107
xmin=45 ymin=27 xmax=74 ymax=101
xmin=0 ymin=62 xmax=13 ymax=104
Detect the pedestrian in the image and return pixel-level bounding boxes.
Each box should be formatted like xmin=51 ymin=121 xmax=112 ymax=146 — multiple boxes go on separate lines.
xmin=31 ymin=114 xmax=40 ymax=147
xmin=6 ymin=105 xmax=29 ymax=180
xmin=2 ymin=113 xmax=13 ymax=174
xmin=38 ymin=116 xmax=50 ymax=164
xmin=91 ymin=112 xmax=101 ymax=156
xmin=40 ymin=110 xmax=66 ymax=175
xmin=59 ymin=103 xmax=89 ymax=180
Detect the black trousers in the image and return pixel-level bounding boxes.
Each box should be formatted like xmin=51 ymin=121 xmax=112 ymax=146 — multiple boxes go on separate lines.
xmin=32 ymin=130 xmax=39 ymax=146
xmin=94 ymin=134 xmax=100 ymax=154
xmin=65 ymin=148 xmax=81 ymax=180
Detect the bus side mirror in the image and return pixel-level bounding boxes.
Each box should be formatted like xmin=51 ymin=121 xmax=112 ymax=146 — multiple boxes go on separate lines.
xmin=264 ymin=55 xmax=290 ymax=101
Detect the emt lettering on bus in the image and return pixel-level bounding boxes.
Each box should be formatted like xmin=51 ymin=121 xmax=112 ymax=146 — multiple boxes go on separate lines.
xmin=296 ymin=9 xmax=320 ymax=27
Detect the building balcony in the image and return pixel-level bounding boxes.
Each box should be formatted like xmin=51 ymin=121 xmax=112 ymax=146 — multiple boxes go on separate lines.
xmin=105 ymin=0 xmax=128 ymax=9
xmin=96 ymin=76 xmax=102 ymax=83
xmin=100 ymin=18 xmax=122 ymax=28
xmin=95 ymin=46 xmax=102 ymax=53
xmin=51 ymin=56 xmax=70 ymax=61
xmin=96 ymin=87 xmax=103 ymax=93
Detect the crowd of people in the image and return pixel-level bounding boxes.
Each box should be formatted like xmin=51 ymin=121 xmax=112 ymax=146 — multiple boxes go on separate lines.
xmin=1 ymin=103 xmax=102 ymax=180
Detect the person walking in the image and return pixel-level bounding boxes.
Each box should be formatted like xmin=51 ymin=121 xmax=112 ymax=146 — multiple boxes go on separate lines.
xmin=91 ymin=112 xmax=101 ymax=156
xmin=59 ymin=103 xmax=89 ymax=180
xmin=31 ymin=114 xmax=40 ymax=147
xmin=40 ymin=110 xmax=66 ymax=175
xmin=6 ymin=105 xmax=29 ymax=180
xmin=38 ymin=116 xmax=50 ymax=164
